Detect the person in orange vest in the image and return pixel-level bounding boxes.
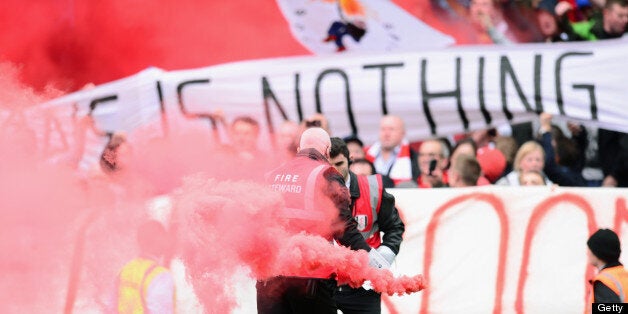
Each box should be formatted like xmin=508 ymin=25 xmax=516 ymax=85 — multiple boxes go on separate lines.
xmin=258 ymin=127 xmax=378 ymax=314
xmin=587 ymin=228 xmax=628 ymax=304
xmin=329 ymin=137 xmax=405 ymax=314
xmin=116 ymin=220 xmax=175 ymax=314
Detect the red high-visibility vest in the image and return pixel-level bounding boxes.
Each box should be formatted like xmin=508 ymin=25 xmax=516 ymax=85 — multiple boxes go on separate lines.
xmin=267 ymin=158 xmax=336 ymax=278
xmin=353 ymin=174 xmax=384 ymax=248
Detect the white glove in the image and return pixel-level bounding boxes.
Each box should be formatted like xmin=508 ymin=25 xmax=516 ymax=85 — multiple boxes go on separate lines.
xmin=376 ymin=246 xmax=396 ymax=266
xmin=368 ymin=248 xmax=391 ymax=270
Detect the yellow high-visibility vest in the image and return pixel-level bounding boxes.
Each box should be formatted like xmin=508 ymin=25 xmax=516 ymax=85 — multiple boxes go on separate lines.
xmin=117 ymin=258 xmax=171 ymax=314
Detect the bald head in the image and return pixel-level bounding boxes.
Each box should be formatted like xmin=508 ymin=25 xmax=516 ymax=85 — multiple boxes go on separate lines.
xmin=299 ymin=127 xmax=331 ymax=158
xmin=379 ymin=115 xmax=406 ymax=150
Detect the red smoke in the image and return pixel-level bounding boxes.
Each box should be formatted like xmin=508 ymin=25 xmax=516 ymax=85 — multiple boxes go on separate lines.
xmin=0 ymin=0 xmax=308 ymax=93
xmin=0 ymin=60 xmax=424 ymax=312
xmin=170 ymin=174 xmax=425 ymax=311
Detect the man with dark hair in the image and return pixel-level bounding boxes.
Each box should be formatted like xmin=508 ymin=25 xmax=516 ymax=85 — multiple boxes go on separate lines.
xmin=258 ymin=128 xmax=376 ymax=314
xmin=587 ymin=229 xmax=628 ymax=303
xmin=329 ymin=137 xmax=405 ymax=314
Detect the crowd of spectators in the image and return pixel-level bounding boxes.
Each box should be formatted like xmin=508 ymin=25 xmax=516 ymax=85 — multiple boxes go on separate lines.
xmin=178 ymin=109 xmax=626 ymax=189
xmin=434 ymin=0 xmax=628 ymax=44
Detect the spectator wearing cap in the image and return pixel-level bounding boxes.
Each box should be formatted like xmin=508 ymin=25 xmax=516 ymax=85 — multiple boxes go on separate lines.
xmin=495 ymin=141 xmax=554 ymax=186
xmin=587 ymin=229 xmax=628 ymax=303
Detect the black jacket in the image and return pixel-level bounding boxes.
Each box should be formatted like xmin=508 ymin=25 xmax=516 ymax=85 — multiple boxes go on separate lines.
xmin=592 ymin=261 xmax=625 ymax=303
xmin=347 ymin=171 xmax=405 ymax=254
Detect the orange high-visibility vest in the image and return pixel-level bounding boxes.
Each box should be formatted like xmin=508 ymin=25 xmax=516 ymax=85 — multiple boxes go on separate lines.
xmin=117 ymin=258 xmax=172 ymax=314
xmin=589 ymin=265 xmax=628 ymax=304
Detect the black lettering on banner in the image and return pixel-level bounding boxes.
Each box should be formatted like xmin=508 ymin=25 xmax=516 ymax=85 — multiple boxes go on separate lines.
xmin=500 ymin=56 xmax=533 ymax=121
xmin=89 ymin=95 xmax=118 ymax=134
xmin=421 ymin=57 xmax=467 ymax=135
xmin=176 ymin=79 xmax=222 ymax=138
xmin=555 ymin=52 xmax=596 ymax=118
xmin=363 ymin=62 xmax=404 ymax=115
xmin=477 ymin=56 xmax=493 ymax=125
xmin=295 ymin=73 xmax=304 ymax=122
xmin=534 ymin=54 xmax=544 ymax=113
xmin=315 ymin=69 xmax=357 ymax=135
xmin=156 ymin=80 xmax=169 ymax=135
xmin=89 ymin=95 xmax=117 ymax=115
xmin=176 ymin=79 xmax=210 ymax=117
xmin=261 ymin=76 xmax=290 ymax=134
xmin=573 ymin=84 xmax=597 ymax=120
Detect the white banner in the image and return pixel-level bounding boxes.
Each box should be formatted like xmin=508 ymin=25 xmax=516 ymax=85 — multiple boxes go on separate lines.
xmin=224 ymin=187 xmax=628 ymax=314
xmin=22 ymin=38 xmax=628 ymax=170
xmin=384 ymin=186 xmax=628 ymax=314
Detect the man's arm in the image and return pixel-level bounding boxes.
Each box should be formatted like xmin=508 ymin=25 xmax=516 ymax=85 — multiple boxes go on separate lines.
xmin=324 ymin=168 xmax=371 ymax=252
xmin=377 ymin=190 xmax=405 ymax=255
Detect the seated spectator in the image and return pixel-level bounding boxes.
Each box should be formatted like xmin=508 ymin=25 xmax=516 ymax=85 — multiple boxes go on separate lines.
xmin=538 ymin=113 xmax=587 ymax=186
xmin=343 ymin=134 xmax=366 ymax=161
xmin=222 ymin=115 xmax=272 ymax=179
xmin=468 ymin=0 xmax=542 ymax=44
xmin=519 ymin=169 xmax=547 ymax=186
xmin=350 ymin=158 xmax=376 ymax=176
xmin=495 ymin=140 xmax=553 ymax=186
xmin=225 ymin=116 xmax=262 ymax=161
xmin=448 ymin=154 xmax=482 ymax=187
xmin=302 ymin=113 xmax=331 ymax=135
xmin=535 ymin=3 xmax=581 ymax=42
xmin=365 ymin=115 xmax=420 ymax=186
xmin=414 ymin=138 xmax=451 ymax=188
xmin=276 ymin=120 xmax=300 ymax=161
xmin=449 ymin=137 xmax=491 ymax=185
xmin=451 ymin=137 xmax=478 ymax=157
xmin=349 ymin=158 xmax=396 ymax=187
xmin=494 ymin=135 xmax=519 ymax=176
